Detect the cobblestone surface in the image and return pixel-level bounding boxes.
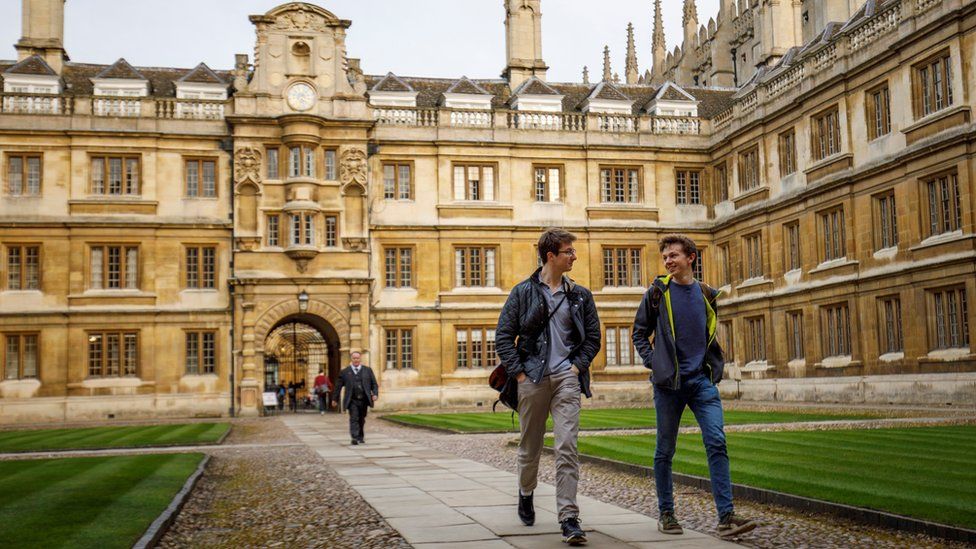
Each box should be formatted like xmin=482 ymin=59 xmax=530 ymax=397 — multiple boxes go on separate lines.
xmin=158 ymin=418 xmax=409 ymax=549
xmin=371 ymin=417 xmax=971 ymax=549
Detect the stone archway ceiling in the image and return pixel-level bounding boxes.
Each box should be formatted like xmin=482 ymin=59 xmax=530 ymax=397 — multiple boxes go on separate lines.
xmin=264 ymin=322 xmax=328 ymax=357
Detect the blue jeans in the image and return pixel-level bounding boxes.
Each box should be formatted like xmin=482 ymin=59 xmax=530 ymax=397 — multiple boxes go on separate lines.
xmin=653 ymin=372 xmax=733 ymax=518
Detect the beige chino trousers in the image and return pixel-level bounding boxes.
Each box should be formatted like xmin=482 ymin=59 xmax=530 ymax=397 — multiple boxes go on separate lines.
xmin=516 ymin=368 xmax=582 ymax=522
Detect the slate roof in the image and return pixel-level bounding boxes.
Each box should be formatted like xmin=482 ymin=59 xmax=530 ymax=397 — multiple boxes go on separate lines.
xmin=177 ymin=62 xmax=226 ymax=85
xmin=95 ymin=58 xmax=146 ymax=80
xmin=370 ymin=72 xmax=414 ymax=92
xmin=0 ymin=60 xmax=234 ymax=97
xmin=588 ymin=81 xmax=632 ymax=102
xmin=4 ymin=55 xmax=57 ymax=76
xmin=511 ymin=76 xmax=562 ymax=96
xmin=445 ymin=76 xmax=491 ymax=95
xmin=659 ymin=84 xmax=695 ymax=101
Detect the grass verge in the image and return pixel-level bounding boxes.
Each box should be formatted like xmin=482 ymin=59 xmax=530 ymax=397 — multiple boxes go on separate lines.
xmin=0 ymin=453 xmax=205 ymax=549
xmin=560 ymin=425 xmax=976 ymax=530
xmin=384 ymin=408 xmax=880 ymax=433
xmin=0 ymin=423 xmax=230 ymax=453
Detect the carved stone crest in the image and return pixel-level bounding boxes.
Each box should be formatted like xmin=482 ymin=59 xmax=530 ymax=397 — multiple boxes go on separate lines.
xmin=274 ymin=8 xmax=326 ymax=32
xmin=234 ymin=147 xmax=262 ymax=184
xmin=339 ymin=148 xmax=367 ymax=190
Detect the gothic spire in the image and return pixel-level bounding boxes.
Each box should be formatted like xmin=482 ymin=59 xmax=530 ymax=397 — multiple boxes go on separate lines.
xmin=625 ymin=22 xmax=638 ymax=84
xmin=602 ymin=45 xmax=612 ymax=81
xmin=651 ymin=0 xmax=667 ymax=85
xmin=683 ymin=0 xmax=699 ymax=29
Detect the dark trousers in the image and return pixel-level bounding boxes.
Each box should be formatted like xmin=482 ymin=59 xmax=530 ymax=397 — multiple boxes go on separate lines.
xmin=348 ymin=397 xmax=368 ymax=441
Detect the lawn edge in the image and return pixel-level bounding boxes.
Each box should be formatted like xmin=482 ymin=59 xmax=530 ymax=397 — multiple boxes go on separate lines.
xmin=537 ymin=444 xmax=976 ymax=543
xmin=0 ymin=423 xmax=232 ymax=454
xmin=132 ymin=453 xmax=211 ymax=549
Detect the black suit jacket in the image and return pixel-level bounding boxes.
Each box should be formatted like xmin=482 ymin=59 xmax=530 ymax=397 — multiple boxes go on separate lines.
xmin=332 ymin=365 xmax=379 ymax=409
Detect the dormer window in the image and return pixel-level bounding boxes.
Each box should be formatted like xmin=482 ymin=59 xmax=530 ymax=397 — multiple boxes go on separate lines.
xmin=91 ymin=59 xmax=149 ymax=117
xmin=2 ymin=56 xmax=62 ymax=114
xmin=368 ymin=73 xmax=418 ymax=108
xmin=508 ymin=76 xmax=564 ymax=113
xmin=645 ymin=82 xmax=699 ymax=117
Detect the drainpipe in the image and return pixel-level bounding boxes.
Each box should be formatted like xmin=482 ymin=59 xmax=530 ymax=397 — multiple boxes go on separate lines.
xmin=222 ymin=136 xmax=236 ymax=418
xmin=731 ymin=47 xmax=739 ymax=88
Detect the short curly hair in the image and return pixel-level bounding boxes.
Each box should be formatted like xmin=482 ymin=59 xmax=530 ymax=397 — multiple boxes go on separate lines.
xmin=538 ymin=227 xmax=577 ymax=264
xmin=658 ymin=234 xmax=698 ymax=257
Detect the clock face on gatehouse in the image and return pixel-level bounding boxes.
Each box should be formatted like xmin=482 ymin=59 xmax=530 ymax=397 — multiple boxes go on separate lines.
xmin=287 ymin=82 xmax=316 ymax=111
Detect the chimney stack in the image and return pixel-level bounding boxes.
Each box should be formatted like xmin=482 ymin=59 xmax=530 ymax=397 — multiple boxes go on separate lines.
xmin=16 ymin=0 xmax=68 ymax=73
xmin=503 ymin=0 xmax=548 ymax=88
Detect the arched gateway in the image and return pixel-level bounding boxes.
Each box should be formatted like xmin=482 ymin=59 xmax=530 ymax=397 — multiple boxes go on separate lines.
xmin=263 ymin=315 xmax=341 ymax=408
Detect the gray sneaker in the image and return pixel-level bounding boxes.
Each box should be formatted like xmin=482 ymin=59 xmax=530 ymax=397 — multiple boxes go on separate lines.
xmin=657 ymin=510 xmax=683 ymax=535
xmin=717 ymin=511 xmax=757 ymax=538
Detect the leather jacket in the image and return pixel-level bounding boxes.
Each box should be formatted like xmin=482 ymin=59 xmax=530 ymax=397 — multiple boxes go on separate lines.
xmin=495 ymin=268 xmax=601 ymax=397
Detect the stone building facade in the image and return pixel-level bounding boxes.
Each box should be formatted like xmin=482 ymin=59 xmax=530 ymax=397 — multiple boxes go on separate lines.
xmin=0 ymin=0 xmax=973 ymax=423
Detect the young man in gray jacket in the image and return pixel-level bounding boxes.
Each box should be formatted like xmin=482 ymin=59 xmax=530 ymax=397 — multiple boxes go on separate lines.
xmin=495 ymin=228 xmax=601 ymax=546
xmin=632 ymin=234 xmax=756 ymax=538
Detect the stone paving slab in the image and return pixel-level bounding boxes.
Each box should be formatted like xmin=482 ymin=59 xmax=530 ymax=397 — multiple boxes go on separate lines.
xmin=283 ymin=415 xmax=740 ymax=548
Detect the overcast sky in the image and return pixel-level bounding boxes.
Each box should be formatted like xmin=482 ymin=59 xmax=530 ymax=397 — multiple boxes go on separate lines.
xmin=0 ymin=0 xmax=720 ymax=83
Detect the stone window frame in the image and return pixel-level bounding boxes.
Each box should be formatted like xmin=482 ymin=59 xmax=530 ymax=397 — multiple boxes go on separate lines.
xmin=674 ymin=168 xmax=702 ymax=205
xmin=719 ymin=320 xmax=734 ymax=364
xmin=384 ymin=327 xmax=414 ymax=370
xmin=324 ymin=214 xmax=339 ymax=248
xmin=783 ymin=221 xmax=801 ymax=272
xmin=287 ymin=145 xmax=317 ymax=179
xmin=741 ymin=231 xmax=763 ymax=280
xmin=865 ymin=82 xmax=892 ymax=141
xmin=88 ymin=243 xmax=140 ymax=290
xmin=873 ymin=190 xmax=898 ymax=251
xmin=598 ymin=165 xmax=642 ymax=204
xmin=324 ymin=148 xmax=338 ymax=181
xmin=183 ymin=244 xmax=218 ymax=290
xmin=820 ymin=301 xmax=853 ymax=358
xmin=786 ymin=310 xmax=804 ymax=361
xmin=717 ymin=242 xmax=732 ymax=287
xmin=265 ymin=213 xmax=284 ymax=248
xmin=926 ymin=285 xmax=970 ymax=351
xmin=4 ymin=152 xmax=42 ymax=196
xmin=454 ymin=245 xmax=498 ymax=288
xmin=89 ymin=154 xmax=141 ymax=196
xmin=87 ymin=330 xmax=139 ymax=378
xmin=818 ymin=205 xmax=847 ymax=263
xmin=184 ymin=330 xmax=217 ymax=375
xmin=810 ymin=105 xmax=841 ymax=162
xmin=712 ymin=160 xmax=729 ymax=203
xmin=605 ymin=324 xmax=638 ymax=367
xmin=383 ymin=245 xmax=414 ymax=288
xmin=265 ymin=146 xmax=281 ymax=180
xmin=737 ymin=145 xmax=761 ymax=193
xmin=744 ymin=315 xmax=766 ymax=363
xmin=3 ymin=332 xmax=39 ymax=381
xmin=455 ymin=325 xmax=495 ymax=369
xmin=3 ymin=243 xmax=41 ymax=291
xmin=692 ymin=246 xmax=705 ymax=282
xmin=877 ymin=295 xmax=904 ymax=355
xmin=382 ymin=160 xmax=414 ymax=200
xmin=532 ymin=163 xmax=564 ymax=203
xmin=912 ymin=49 xmax=953 ymax=120
xmin=452 ymin=162 xmax=498 ymax=201
xmin=601 ymin=245 xmax=643 ymax=288
xmin=288 ymin=212 xmax=316 ymax=246
xmin=921 ymin=170 xmax=962 ymax=238
xmin=183 ymin=156 xmax=218 ymax=198
xmin=778 ymin=128 xmax=797 ymax=176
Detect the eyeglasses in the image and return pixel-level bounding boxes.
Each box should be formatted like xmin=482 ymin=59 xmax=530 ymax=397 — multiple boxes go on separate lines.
xmin=556 ymin=249 xmax=577 ymax=256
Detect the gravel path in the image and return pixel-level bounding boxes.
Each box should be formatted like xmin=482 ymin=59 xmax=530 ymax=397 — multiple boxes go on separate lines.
xmin=157 ymin=418 xmax=409 ymax=549
xmin=370 ymin=417 xmax=971 ymax=549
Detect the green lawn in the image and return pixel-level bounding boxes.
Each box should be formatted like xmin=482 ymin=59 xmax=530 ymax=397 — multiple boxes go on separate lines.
xmin=0 ymin=423 xmax=230 ymax=453
xmin=383 ymin=408 xmax=880 ymax=433
xmin=0 ymin=453 xmax=205 ymax=549
xmin=561 ymin=425 xmax=976 ymax=529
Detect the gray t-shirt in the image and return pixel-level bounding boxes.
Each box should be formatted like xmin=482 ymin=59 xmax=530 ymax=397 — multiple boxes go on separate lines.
xmin=541 ymin=280 xmax=574 ymax=375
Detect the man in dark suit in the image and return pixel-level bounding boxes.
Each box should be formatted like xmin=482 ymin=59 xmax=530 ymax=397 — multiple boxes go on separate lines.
xmin=331 ymin=351 xmax=378 ymax=445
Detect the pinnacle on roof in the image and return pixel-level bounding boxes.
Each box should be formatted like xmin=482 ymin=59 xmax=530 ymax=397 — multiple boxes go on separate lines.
xmin=95 ymin=58 xmax=146 ymax=80
xmin=370 ymin=72 xmax=415 ymax=93
xmin=582 ymin=66 xmax=590 ymax=85
xmin=602 ymin=45 xmax=612 ymax=81
xmin=445 ymin=76 xmax=491 ymax=95
xmin=4 ymin=55 xmax=57 ymax=76
xmin=625 ymin=22 xmax=638 ymax=84
xmin=683 ymin=0 xmax=699 ymax=28
xmin=177 ymin=62 xmax=227 ymax=85
xmin=652 ymin=0 xmax=666 ymax=50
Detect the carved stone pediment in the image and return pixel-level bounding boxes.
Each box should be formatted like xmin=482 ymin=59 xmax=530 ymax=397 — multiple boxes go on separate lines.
xmin=339 ymin=148 xmax=367 ymax=192
xmin=270 ymin=4 xmax=341 ymax=32
xmin=234 ymin=147 xmax=262 ymax=185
